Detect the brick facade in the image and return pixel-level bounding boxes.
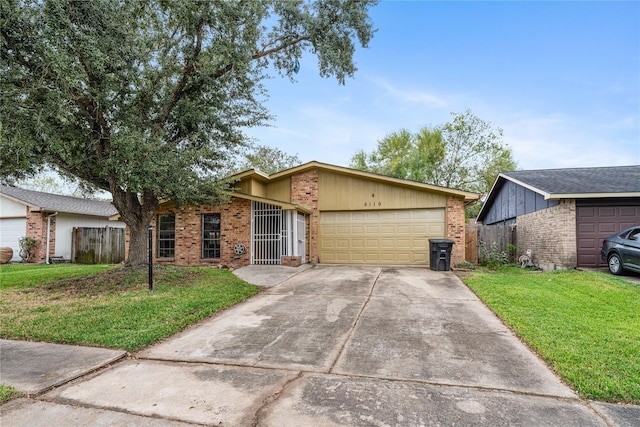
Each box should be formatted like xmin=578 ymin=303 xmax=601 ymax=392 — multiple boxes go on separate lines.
xmin=516 ymin=199 xmax=577 ymax=270
xmin=291 ymin=169 xmax=319 ymax=263
xmin=152 ymin=198 xmax=251 ymax=268
xmin=25 ymin=208 xmax=55 ymax=263
xmin=146 ymin=166 xmax=471 ymax=268
xmin=446 ymin=196 xmax=466 ymax=266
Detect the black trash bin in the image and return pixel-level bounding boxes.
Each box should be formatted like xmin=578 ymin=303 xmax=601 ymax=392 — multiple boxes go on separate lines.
xmin=429 ymin=239 xmax=454 ymax=271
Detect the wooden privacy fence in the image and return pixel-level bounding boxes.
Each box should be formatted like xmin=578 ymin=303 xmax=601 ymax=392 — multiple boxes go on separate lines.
xmin=465 ymin=226 xmax=478 ymax=264
xmin=477 ymin=222 xmax=517 ymax=263
xmin=72 ymin=226 xmax=125 ymax=264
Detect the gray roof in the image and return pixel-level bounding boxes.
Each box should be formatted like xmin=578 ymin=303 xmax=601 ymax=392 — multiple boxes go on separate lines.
xmin=476 ymin=165 xmax=640 ymax=222
xmin=501 ymin=165 xmax=640 ymax=196
xmin=0 ymin=185 xmax=118 ymax=217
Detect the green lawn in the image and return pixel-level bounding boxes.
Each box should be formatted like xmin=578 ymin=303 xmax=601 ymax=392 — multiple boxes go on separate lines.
xmin=462 ymin=267 xmax=640 ymax=404
xmin=0 ymin=264 xmax=260 ymax=352
xmin=0 ymin=263 xmax=118 ymax=289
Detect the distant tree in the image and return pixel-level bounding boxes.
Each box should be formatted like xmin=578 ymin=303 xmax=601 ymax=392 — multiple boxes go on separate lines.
xmin=11 ymin=168 xmax=107 ymax=199
xmin=350 ymin=110 xmax=517 ymax=198
xmin=14 ymin=173 xmax=69 ymax=195
xmin=1 ymin=0 xmax=377 ymax=267
xmin=235 ymin=145 xmax=302 ymax=175
xmin=351 ymin=128 xmax=445 ymax=183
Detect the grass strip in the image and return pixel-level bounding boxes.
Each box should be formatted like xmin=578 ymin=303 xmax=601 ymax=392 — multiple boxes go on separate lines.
xmin=462 ymin=267 xmax=640 ymax=404
xmin=0 ymin=265 xmax=260 ymax=352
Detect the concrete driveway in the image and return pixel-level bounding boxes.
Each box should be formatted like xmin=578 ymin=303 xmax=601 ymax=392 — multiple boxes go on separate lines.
xmin=4 ymin=265 xmax=629 ymax=426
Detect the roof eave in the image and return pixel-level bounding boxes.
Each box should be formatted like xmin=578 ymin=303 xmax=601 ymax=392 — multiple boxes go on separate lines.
xmin=0 ymin=193 xmax=39 ymax=210
xmin=224 ymin=168 xmax=270 ymax=183
xmin=225 ymin=191 xmax=313 ymax=214
xmin=499 ymin=174 xmax=552 ymax=199
xmin=545 ymin=192 xmax=640 ymax=200
xmin=270 ymin=161 xmax=481 ymax=201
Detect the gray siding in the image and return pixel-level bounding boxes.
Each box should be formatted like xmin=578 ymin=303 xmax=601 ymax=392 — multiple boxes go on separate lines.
xmin=482 ymin=181 xmax=558 ymax=225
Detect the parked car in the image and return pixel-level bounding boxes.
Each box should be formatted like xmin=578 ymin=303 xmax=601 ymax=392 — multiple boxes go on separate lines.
xmin=601 ymin=226 xmax=640 ymax=275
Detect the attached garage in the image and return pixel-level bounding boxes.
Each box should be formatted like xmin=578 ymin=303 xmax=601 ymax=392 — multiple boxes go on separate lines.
xmin=319 ymin=209 xmax=445 ymax=265
xmin=576 ymin=201 xmax=640 ymax=267
xmin=0 ymin=218 xmax=26 ymax=262
xmin=477 ymin=166 xmax=640 ymax=271
xmin=210 ymin=162 xmax=479 ymax=268
xmin=0 ymin=185 xmax=124 ymax=264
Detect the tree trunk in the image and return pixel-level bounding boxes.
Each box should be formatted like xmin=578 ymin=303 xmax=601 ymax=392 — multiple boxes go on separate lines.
xmin=127 ymin=218 xmax=152 ymax=267
xmin=111 ymin=189 xmax=158 ymax=268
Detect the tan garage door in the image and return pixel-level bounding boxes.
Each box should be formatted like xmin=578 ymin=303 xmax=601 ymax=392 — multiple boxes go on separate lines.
xmin=319 ymin=209 xmax=445 ymax=265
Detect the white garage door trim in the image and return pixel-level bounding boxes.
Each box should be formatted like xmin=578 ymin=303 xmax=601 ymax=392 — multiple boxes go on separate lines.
xmin=319 ymin=209 xmax=445 ymax=265
xmin=0 ymin=218 xmax=27 ymax=262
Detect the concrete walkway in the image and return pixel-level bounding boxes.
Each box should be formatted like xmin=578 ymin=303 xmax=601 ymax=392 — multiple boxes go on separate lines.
xmin=2 ymin=265 xmax=639 ymax=426
xmin=0 ymin=340 xmax=125 ymax=395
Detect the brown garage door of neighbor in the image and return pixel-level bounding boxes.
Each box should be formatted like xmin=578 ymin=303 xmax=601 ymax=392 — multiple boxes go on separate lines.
xmin=319 ymin=209 xmax=445 ymax=265
xmin=576 ymin=204 xmax=640 ymax=267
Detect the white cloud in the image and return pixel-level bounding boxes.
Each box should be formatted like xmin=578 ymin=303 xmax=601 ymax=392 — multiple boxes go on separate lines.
xmin=368 ymin=76 xmax=451 ymax=109
xmin=499 ymin=111 xmax=639 ymax=170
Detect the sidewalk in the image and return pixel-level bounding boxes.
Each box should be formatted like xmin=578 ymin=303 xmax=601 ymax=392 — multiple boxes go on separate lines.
xmin=0 ymin=339 xmax=126 ymax=395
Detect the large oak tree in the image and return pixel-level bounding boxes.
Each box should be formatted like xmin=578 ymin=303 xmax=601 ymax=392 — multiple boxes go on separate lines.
xmin=0 ymin=0 xmax=376 ymax=266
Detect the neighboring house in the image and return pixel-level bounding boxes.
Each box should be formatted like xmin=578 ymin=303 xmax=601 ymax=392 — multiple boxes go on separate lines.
xmin=476 ymin=165 xmax=640 ymax=270
xmin=149 ymin=161 xmax=479 ymax=268
xmin=0 ymin=185 xmax=125 ymax=263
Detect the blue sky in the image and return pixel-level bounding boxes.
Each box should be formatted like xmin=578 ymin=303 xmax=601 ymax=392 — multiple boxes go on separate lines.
xmin=246 ymin=1 xmax=640 ymax=171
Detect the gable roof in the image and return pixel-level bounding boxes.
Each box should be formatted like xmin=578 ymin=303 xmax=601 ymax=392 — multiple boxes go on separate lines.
xmin=228 ymin=161 xmax=481 ymax=202
xmin=477 ymin=165 xmax=640 ymax=221
xmin=0 ymin=185 xmax=118 ymax=217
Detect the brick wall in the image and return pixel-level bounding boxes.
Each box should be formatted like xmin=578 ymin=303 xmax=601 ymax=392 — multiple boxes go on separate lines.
xmin=152 ymin=198 xmax=251 ymax=268
xmin=25 ymin=209 xmax=55 ymax=263
xmin=516 ymin=199 xmax=577 ymax=270
xmin=446 ymin=196 xmax=466 ymax=266
xmin=291 ymin=168 xmax=318 ymax=263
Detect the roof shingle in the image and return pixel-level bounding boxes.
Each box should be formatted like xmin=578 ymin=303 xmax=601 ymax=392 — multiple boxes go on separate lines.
xmin=0 ymin=185 xmax=118 ymax=217
xmin=501 ymin=165 xmax=640 ymax=195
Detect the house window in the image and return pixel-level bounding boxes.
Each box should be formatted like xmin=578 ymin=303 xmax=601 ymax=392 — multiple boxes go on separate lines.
xmin=157 ymin=214 xmax=175 ymax=258
xmin=202 ymin=213 xmax=221 ymax=259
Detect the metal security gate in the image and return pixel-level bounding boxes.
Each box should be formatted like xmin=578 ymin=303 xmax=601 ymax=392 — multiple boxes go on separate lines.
xmin=251 ymin=202 xmax=283 ymax=265
xmin=251 ymin=201 xmax=306 ymax=265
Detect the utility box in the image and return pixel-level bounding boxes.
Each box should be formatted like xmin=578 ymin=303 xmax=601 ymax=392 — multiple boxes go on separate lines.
xmin=429 ymin=239 xmax=454 ymax=271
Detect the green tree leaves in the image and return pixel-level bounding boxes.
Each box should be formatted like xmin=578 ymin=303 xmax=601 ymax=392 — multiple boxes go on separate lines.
xmin=350 ymin=110 xmax=517 ymax=197
xmin=1 ymin=0 xmax=377 ymax=265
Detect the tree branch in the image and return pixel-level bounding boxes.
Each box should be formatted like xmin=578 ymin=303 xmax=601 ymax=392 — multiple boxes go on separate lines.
xmin=183 ymin=34 xmax=311 ymax=97
xmin=154 ymin=19 xmax=205 ymax=130
xmin=251 ymin=35 xmax=310 ymax=61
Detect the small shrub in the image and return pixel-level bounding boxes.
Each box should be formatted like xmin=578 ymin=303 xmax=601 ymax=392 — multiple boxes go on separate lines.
xmin=454 ymin=261 xmax=476 ymax=270
xmin=479 ymin=241 xmax=509 ymax=270
xmin=18 ymin=236 xmax=39 ymax=263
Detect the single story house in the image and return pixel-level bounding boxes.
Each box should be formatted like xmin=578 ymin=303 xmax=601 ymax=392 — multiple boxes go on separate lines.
xmin=476 ymin=165 xmax=640 ymax=270
xmin=148 ymin=161 xmax=479 ymax=268
xmin=0 ymin=185 xmax=125 ymax=263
